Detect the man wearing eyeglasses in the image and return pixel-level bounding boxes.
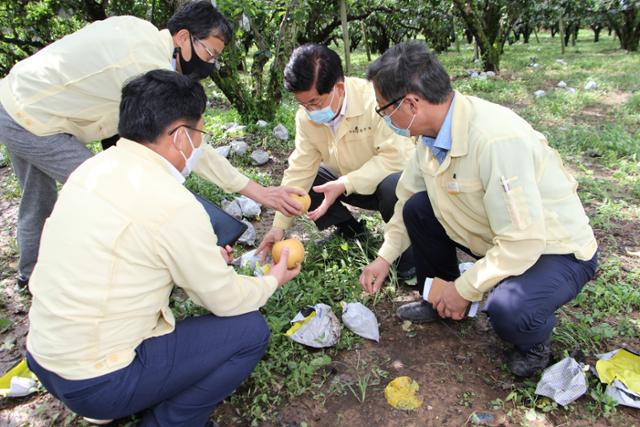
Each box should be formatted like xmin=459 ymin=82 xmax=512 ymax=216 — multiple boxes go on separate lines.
xmin=0 ymin=1 xmax=303 ymax=292
xmin=359 ymin=42 xmax=598 ymax=378
xmin=257 ymin=44 xmax=416 ymax=279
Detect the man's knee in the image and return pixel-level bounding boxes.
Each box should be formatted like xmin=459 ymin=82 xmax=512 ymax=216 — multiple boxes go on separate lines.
xmin=485 ymin=292 xmax=551 ymax=341
xmin=241 ymin=311 xmax=271 ymax=350
xmin=402 ymin=192 xmax=430 ymax=226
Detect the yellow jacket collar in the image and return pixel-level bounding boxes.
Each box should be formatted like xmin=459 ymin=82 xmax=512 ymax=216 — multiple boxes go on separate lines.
xmin=450 ymin=90 xmax=470 ymax=158
xmin=343 ymin=77 xmax=367 ymax=118
xmin=116 ymin=137 xmax=179 ymax=179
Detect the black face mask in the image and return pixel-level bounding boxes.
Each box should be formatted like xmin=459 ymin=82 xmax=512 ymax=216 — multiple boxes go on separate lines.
xmin=174 ymin=37 xmax=214 ymax=80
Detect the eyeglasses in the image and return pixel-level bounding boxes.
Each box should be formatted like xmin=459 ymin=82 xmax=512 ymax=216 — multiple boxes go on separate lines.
xmin=192 ymin=37 xmax=220 ymax=64
xmin=168 ymin=124 xmax=211 ymax=145
xmin=375 ymin=95 xmax=405 ymax=117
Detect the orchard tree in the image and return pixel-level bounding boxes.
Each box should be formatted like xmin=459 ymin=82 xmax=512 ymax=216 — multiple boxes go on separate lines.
xmin=602 ymin=0 xmax=640 ymax=51
xmin=452 ymin=0 xmax=526 ymax=71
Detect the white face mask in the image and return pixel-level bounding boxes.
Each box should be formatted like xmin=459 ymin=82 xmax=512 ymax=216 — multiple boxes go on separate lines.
xmin=174 ymin=128 xmax=203 ymax=177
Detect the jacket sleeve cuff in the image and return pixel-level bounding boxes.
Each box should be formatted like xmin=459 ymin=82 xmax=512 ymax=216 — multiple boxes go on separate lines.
xmin=338 ymin=175 xmax=355 ymax=196
xmin=272 ymin=213 xmax=294 ymax=230
xmin=454 ymin=274 xmax=483 ymax=302
xmin=260 ymin=275 xmax=279 ymax=297
xmin=378 ymin=242 xmax=402 ymax=265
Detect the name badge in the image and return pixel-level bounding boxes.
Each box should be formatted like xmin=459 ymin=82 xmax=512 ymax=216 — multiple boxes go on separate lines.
xmin=447 ymin=181 xmax=460 ymax=194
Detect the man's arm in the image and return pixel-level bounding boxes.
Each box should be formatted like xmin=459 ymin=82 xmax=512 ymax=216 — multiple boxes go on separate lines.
xmin=360 ymin=148 xmax=426 ymax=293
xmin=272 ymin=111 xmax=323 ymax=230
xmin=454 ymin=138 xmax=546 ymax=302
xmin=194 ymin=144 xmax=304 ymax=216
xmin=156 ymin=202 xmax=285 ymax=316
xmin=338 ymin=112 xmax=414 ymax=196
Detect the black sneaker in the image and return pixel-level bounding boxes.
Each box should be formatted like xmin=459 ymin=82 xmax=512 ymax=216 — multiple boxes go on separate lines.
xmin=507 ymin=341 xmax=551 ymax=377
xmin=396 ymin=300 xmax=439 ymax=323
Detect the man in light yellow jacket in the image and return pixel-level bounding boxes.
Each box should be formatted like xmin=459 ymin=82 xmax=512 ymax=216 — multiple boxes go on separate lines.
xmin=0 ymin=1 xmax=302 ymax=290
xmin=360 ymin=42 xmax=598 ymax=377
xmin=258 ymin=44 xmax=415 ymax=277
xmin=26 ymin=70 xmax=300 ymax=427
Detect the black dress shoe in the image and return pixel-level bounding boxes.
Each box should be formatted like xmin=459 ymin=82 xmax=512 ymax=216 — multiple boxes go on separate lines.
xmin=507 ymin=341 xmax=551 ymax=377
xmin=396 ymin=300 xmax=439 ymax=323
xmin=17 ymin=275 xmax=29 ymax=288
xmin=396 ymin=266 xmax=416 ymax=280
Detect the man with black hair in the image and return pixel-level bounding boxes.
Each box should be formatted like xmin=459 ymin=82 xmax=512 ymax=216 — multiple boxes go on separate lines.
xmin=257 ymin=44 xmax=415 ymax=278
xmin=26 ymin=70 xmax=300 ymax=427
xmin=359 ymin=41 xmax=598 ymax=378
xmin=0 ymin=0 xmax=303 ymax=290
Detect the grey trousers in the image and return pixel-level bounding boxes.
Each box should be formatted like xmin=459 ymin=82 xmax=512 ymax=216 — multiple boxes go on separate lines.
xmin=0 ymin=104 xmax=93 ymax=280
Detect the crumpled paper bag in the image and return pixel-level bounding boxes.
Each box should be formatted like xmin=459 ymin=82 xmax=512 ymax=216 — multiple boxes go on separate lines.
xmin=286 ymin=304 xmax=340 ymax=348
xmin=232 ymin=249 xmax=270 ymax=276
xmin=535 ymin=357 xmax=587 ymax=406
xmin=341 ymin=302 xmax=379 ymax=342
xmin=384 ymin=376 xmax=422 ymax=410
xmin=0 ymin=359 xmax=38 ymax=397
xmin=596 ymin=348 xmax=640 ymax=408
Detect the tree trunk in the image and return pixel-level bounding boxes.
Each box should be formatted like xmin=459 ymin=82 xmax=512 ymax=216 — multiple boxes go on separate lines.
xmin=473 ymin=37 xmax=480 ymax=62
xmin=559 ymin=16 xmax=566 ymax=54
xmin=360 ymin=20 xmax=371 ymax=61
xmin=523 ymin=24 xmax=531 ymax=43
xmin=608 ymin=6 xmax=640 ymax=52
xmin=533 ymin=26 xmax=540 ymax=43
xmin=592 ymin=25 xmax=602 ymax=42
xmin=339 ymin=0 xmax=350 ymax=74
xmin=83 ymin=0 xmax=107 ymax=21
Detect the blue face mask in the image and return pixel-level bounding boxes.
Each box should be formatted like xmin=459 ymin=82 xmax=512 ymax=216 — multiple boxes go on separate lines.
xmin=305 ymin=88 xmax=337 ymax=124
xmin=383 ymin=99 xmax=415 ymax=137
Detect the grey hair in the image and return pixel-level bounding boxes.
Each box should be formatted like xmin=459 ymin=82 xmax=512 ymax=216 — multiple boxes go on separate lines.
xmin=366 ymin=41 xmax=452 ymax=105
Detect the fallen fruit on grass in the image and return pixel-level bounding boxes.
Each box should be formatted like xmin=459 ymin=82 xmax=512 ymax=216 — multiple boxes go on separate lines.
xmin=384 ymin=376 xmax=423 ymax=410
xmin=272 ymin=239 xmax=305 ymax=269
xmin=290 ymin=191 xmax=311 ymax=214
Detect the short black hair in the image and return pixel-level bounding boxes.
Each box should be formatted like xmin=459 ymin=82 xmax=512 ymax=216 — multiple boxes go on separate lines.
xmin=118 ymin=69 xmax=207 ymax=143
xmin=284 ymin=44 xmax=344 ymax=95
xmin=167 ymin=0 xmax=233 ymax=44
xmin=366 ymin=41 xmax=452 ymax=105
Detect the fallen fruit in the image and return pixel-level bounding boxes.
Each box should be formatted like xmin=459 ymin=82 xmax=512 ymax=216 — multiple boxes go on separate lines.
xmin=272 ymin=239 xmax=305 ymax=269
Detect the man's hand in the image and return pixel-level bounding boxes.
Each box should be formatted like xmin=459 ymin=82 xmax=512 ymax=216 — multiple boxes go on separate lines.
xmin=220 ymin=245 xmax=234 ymax=264
xmin=256 ymin=227 xmax=285 ymax=260
xmin=434 ymin=283 xmax=470 ymax=320
xmin=267 ymin=247 xmax=301 ymax=287
xmin=240 ymin=181 xmax=306 ymax=217
xmin=359 ymin=256 xmax=391 ymax=294
xmin=308 ymin=180 xmax=346 ymax=221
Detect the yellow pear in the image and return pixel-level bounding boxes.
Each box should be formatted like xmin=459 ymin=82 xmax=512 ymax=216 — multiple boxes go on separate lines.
xmin=272 ymin=239 xmax=305 ymax=269
xmin=290 ymin=192 xmax=311 ymax=214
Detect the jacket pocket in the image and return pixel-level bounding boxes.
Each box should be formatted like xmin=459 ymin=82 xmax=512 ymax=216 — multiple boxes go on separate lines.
xmin=502 ymin=186 xmax=532 ymax=230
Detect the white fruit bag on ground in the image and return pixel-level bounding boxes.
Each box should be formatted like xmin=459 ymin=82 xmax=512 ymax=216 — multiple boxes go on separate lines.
xmin=341 ymin=302 xmax=379 ymax=342
xmin=287 ymin=304 xmax=340 ymax=348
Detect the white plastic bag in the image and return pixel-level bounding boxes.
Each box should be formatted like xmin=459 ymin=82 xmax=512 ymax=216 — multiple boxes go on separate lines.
xmin=341 ymin=302 xmax=379 ymax=342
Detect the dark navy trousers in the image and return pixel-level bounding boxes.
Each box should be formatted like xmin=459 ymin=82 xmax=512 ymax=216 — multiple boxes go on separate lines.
xmin=403 ymin=191 xmax=598 ymax=352
xmin=27 ymin=312 xmax=270 ymax=427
